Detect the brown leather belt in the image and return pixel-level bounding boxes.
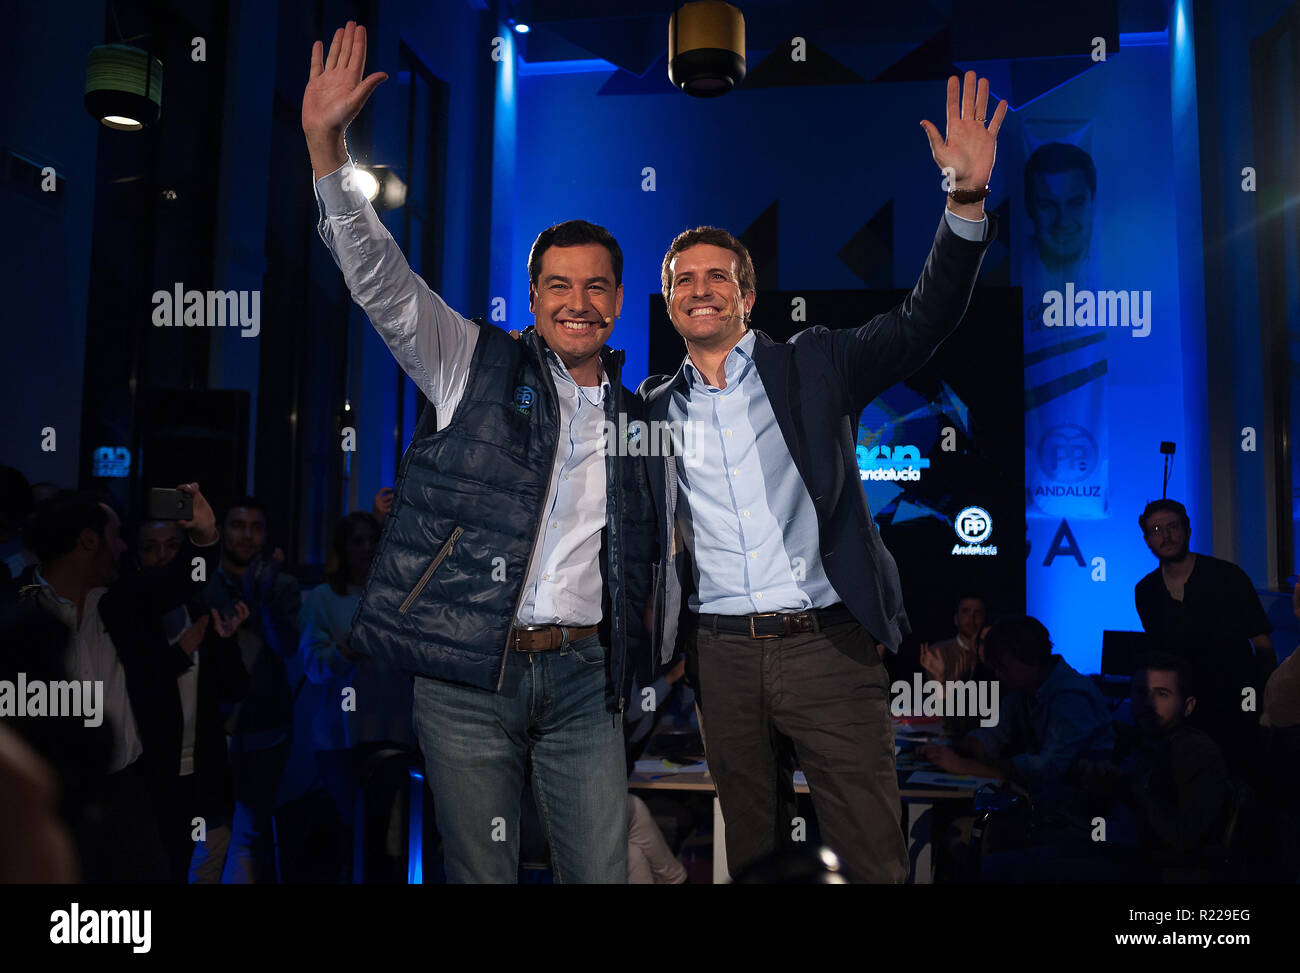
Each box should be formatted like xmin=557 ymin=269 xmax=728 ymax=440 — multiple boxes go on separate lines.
xmin=507 ymin=624 xmax=599 ymax=652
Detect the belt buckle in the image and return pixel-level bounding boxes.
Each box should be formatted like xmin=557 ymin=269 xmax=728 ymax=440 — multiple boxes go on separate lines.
xmin=748 ymin=612 xmax=783 ymax=639
xmin=514 ymin=624 xmax=552 ymax=651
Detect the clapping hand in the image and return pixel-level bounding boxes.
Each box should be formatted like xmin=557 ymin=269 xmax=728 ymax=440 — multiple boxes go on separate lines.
xmin=177 ymin=614 xmax=210 ymax=656
xmin=211 ymin=601 xmax=251 ymax=639
xmin=919 ymin=641 xmax=945 ymax=682
xmin=241 ymin=548 xmax=284 ymax=605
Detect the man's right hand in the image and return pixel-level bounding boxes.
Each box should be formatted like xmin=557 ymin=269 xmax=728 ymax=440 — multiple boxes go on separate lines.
xmin=302 ymin=20 xmax=387 ymax=179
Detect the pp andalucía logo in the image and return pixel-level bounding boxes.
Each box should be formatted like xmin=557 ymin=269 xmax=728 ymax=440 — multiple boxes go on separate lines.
xmin=952 ymin=505 xmax=997 ymax=556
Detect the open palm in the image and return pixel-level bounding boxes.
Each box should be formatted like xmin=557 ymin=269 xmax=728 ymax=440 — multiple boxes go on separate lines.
xmin=302 ymin=20 xmax=387 ymax=137
xmin=920 ymin=71 xmax=1007 ymax=189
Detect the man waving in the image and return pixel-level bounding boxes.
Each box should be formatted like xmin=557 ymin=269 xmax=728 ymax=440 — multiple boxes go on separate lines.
xmin=641 ymin=72 xmax=1006 ymax=882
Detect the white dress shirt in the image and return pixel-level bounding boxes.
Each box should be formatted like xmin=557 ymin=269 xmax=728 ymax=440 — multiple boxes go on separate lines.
xmin=34 ymin=570 xmax=143 ymax=775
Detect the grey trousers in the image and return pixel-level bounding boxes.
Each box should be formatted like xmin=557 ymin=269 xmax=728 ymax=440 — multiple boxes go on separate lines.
xmin=691 ymin=619 xmax=907 ymax=883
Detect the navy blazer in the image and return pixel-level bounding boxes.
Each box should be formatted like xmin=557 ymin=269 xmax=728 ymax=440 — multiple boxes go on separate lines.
xmin=638 ymin=209 xmax=999 ymax=663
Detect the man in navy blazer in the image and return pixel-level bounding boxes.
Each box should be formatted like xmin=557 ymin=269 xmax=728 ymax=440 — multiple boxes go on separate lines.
xmin=638 ymin=72 xmax=1006 ymax=882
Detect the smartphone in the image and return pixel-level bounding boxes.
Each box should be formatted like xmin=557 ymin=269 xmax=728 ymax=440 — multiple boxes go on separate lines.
xmin=148 ymin=487 xmax=193 ymax=521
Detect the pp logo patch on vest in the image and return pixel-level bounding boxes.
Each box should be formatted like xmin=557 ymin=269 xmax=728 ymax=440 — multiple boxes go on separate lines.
xmin=513 ymin=386 xmax=535 ymax=414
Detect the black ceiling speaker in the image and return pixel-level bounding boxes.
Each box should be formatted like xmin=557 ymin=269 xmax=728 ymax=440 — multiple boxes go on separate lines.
xmin=668 ymin=1 xmax=746 ymax=97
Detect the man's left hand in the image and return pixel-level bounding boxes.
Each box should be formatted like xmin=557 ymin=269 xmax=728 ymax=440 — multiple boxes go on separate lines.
xmin=921 ymin=71 xmax=1007 ymax=194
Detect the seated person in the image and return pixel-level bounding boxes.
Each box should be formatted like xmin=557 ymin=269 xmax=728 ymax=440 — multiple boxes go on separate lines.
xmin=919 ymin=593 xmax=988 ymax=683
xmin=1076 ymin=653 xmax=1228 ymax=874
xmin=920 ymin=615 xmax=1114 ymax=813
xmin=624 ymin=659 xmax=695 ymax=885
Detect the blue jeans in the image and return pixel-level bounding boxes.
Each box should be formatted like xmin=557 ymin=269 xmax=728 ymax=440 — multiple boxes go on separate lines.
xmin=412 ymin=633 xmax=627 ymax=883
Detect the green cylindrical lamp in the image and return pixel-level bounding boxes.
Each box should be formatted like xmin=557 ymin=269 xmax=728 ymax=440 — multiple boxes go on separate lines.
xmin=84 ymin=44 xmax=163 ymax=131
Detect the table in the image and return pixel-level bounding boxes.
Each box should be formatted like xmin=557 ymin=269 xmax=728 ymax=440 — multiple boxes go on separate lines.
xmin=628 ymin=762 xmax=976 ymax=883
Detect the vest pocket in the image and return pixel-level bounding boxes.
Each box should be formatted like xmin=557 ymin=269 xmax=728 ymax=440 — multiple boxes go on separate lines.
xmin=398 ymin=525 xmax=465 ymax=615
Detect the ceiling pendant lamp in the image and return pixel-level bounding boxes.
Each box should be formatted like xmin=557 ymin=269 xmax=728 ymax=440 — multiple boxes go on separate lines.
xmin=84 ymin=44 xmax=163 ymax=131
xmin=668 ymin=1 xmax=746 ymax=98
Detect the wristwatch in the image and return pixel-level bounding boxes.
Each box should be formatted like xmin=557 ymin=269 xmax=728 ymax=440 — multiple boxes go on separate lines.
xmin=948 ymin=185 xmax=991 ymax=204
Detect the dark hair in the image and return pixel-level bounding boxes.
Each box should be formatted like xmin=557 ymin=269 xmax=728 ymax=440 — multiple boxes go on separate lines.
xmin=1138 ymin=499 xmax=1189 ymax=535
xmin=527 ymin=220 xmax=623 ymax=296
xmin=26 ymin=491 xmax=113 ymax=565
xmin=660 ymin=225 xmax=757 ymax=311
xmin=981 ymin=615 xmax=1052 ymax=668
xmin=326 ymin=511 xmax=381 ymax=595
xmin=1136 ymin=650 xmax=1194 ymax=699
xmin=1024 ymin=142 xmax=1097 ymax=210
xmin=954 ymin=592 xmax=986 ymax=613
xmin=224 ymin=496 xmax=269 ymax=525
xmin=0 ymin=466 xmax=33 ymax=534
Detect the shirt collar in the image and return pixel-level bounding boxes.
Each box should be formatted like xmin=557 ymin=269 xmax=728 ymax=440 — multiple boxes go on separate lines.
xmin=545 ymin=347 xmax=610 ymax=400
xmin=681 ymin=330 xmax=756 ymax=391
xmin=32 ymin=567 xmax=72 ymax=606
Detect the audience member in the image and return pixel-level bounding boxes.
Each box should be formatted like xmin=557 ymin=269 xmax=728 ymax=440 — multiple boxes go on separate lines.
xmin=1082 ymin=654 xmax=1229 ymax=872
xmin=627 ymin=793 xmax=688 ymax=884
xmin=13 ymin=486 xmax=219 ymax=881
xmin=920 ymin=593 xmax=986 ymax=683
xmin=299 ymin=510 xmax=413 ymax=881
xmin=131 ymin=518 xmax=252 ymax=883
xmin=1133 ymin=499 xmax=1272 ymax=775
xmin=1261 ymin=578 xmax=1300 ymax=730
xmin=920 ymin=616 xmax=1114 ymax=813
xmin=202 ymin=496 xmax=300 ymax=883
xmin=0 ymin=466 xmax=35 ymax=588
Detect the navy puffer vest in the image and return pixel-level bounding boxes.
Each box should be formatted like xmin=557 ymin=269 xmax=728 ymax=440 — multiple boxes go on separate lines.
xmin=350 ymin=323 xmax=657 ymax=713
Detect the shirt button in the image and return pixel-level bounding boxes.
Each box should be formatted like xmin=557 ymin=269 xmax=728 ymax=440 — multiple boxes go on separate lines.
xmin=552 ymin=521 xmax=559 ymax=528
xmin=743 ymin=510 xmax=751 ymax=518
xmin=563 ymin=474 xmax=570 ymax=480
xmin=749 ymin=552 xmax=757 ymax=559
xmin=542 ymin=573 xmax=550 ymax=581
xmin=725 ymin=429 xmax=733 ymax=438
xmin=731 ymin=468 xmax=739 ymax=476
xmin=756 ymin=592 xmax=764 ymax=600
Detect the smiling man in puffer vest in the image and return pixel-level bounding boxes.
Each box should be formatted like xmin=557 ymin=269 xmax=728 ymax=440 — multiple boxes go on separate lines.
xmin=303 ymin=20 xmax=657 ymax=883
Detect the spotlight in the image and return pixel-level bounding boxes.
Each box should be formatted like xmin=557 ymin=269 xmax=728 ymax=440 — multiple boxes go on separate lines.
xmin=353 ymin=164 xmax=407 ymax=211
xmin=668 ymin=1 xmax=746 ymax=98
xmin=513 ymin=23 xmax=531 ymax=34
xmin=84 ymin=44 xmax=163 ymax=130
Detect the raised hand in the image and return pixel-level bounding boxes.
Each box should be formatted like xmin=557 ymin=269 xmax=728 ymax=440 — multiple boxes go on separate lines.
xmin=302 ymin=21 xmax=388 ymax=176
xmin=920 ymin=70 xmax=1007 ymax=191
xmin=175 ymin=482 xmax=218 ymax=545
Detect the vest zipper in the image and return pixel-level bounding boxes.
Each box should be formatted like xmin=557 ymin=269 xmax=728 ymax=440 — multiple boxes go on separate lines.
xmin=398 ymin=526 xmax=464 ymax=615
xmin=500 ymin=332 xmax=563 ymax=690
